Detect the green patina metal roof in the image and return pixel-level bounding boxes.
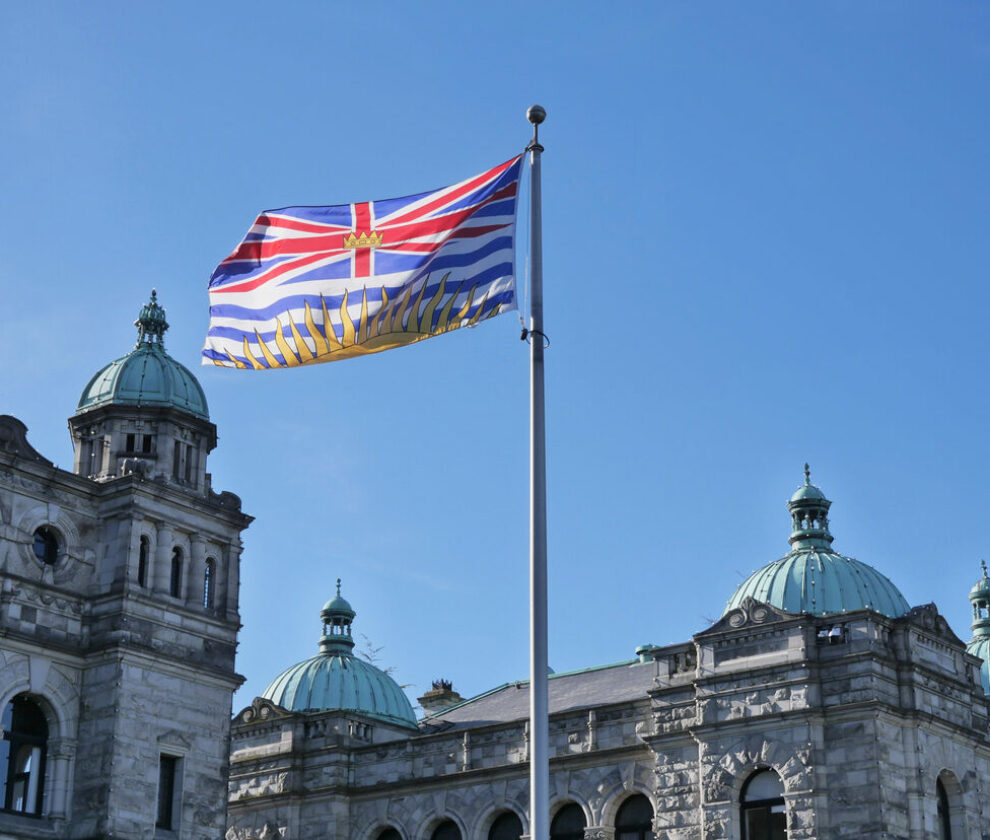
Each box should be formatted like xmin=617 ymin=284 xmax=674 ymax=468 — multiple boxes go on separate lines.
xmin=76 ymin=290 xmax=209 ymax=421
xmin=261 ymin=583 xmax=418 ymax=728
xmin=967 ymin=636 xmax=990 ymax=695
xmin=723 ymin=467 xmax=910 ymax=619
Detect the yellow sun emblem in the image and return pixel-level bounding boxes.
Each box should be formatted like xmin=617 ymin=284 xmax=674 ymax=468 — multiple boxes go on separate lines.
xmin=219 ymin=273 xmax=500 ymax=369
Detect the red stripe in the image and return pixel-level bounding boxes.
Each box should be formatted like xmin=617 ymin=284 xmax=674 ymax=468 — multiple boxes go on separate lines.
xmin=213 ymin=252 xmax=343 ymax=294
xmin=384 ymin=156 xmax=520 ymax=228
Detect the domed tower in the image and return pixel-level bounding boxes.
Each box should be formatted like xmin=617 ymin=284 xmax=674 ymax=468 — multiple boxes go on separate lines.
xmin=724 ymin=466 xmax=910 ymax=617
xmin=70 ymin=290 xmax=214 ymax=489
xmin=966 ymin=562 xmax=990 ymax=694
xmin=261 ymin=581 xmax=418 ymax=728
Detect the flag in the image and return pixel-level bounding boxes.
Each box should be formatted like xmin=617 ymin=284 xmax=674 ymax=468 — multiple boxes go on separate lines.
xmin=202 ymin=155 xmax=522 ymax=369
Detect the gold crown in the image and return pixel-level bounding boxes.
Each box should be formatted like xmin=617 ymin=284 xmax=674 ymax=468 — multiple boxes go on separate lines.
xmin=342 ymin=231 xmax=383 ymax=249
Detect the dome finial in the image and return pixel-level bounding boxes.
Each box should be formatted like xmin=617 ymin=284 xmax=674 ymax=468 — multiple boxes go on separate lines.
xmin=982 ymin=560 xmax=988 ymax=579
xmin=319 ymin=580 xmax=356 ymax=653
xmin=336 ymin=577 xmax=341 ymax=596
xmin=804 ymin=463 xmax=811 ymax=485
xmin=787 ymin=468 xmax=833 ymax=549
xmin=134 ymin=288 xmax=169 ymax=348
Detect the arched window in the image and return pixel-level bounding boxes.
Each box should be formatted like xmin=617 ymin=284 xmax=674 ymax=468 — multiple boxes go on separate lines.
xmin=138 ymin=536 xmax=150 ymax=588
xmin=741 ymin=769 xmax=786 ymax=840
xmin=1 ymin=695 xmax=49 ymax=815
xmin=203 ymin=558 xmax=216 ymax=609
xmin=489 ymin=811 xmax=523 ymax=840
xmin=550 ymin=803 xmax=586 ymax=840
xmin=936 ymin=771 xmax=964 ymax=840
xmin=170 ymin=548 xmax=183 ymax=598
xmin=616 ymin=794 xmax=655 ymax=840
xmin=431 ymin=820 xmax=461 ymax=840
xmin=32 ymin=527 xmax=59 ymax=566
xmin=377 ymin=828 xmax=402 ymax=840
xmin=937 ymin=777 xmax=952 ymax=840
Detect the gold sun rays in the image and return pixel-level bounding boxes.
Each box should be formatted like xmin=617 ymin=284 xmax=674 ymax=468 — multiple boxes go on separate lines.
xmin=220 ymin=273 xmax=501 ymax=370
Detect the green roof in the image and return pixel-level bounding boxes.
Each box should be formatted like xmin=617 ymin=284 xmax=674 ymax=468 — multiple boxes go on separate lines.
xmin=75 ymin=290 xmax=209 ymax=420
xmin=724 ymin=468 xmax=909 ymax=619
xmin=262 ymin=583 xmax=418 ymax=728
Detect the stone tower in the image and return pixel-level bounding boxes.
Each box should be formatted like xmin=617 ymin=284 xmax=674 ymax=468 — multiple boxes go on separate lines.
xmin=0 ymin=291 xmax=252 ymax=840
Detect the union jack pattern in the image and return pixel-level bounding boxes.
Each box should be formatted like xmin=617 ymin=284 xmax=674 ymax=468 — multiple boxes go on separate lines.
xmin=203 ymin=155 xmax=522 ymax=368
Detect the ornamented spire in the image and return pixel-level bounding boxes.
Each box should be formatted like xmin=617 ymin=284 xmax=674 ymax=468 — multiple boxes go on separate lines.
xmin=319 ymin=579 xmax=356 ymax=653
xmin=135 ymin=289 xmax=169 ymax=347
xmin=970 ymin=562 xmax=990 ymax=638
xmin=787 ymin=464 xmax=834 ymax=550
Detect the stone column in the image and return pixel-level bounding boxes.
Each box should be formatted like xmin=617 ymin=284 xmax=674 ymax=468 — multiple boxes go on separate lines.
xmin=153 ymin=524 xmax=173 ymax=595
xmin=190 ymin=535 xmax=206 ymax=609
xmin=46 ymin=736 xmax=75 ymax=819
xmin=224 ymin=540 xmax=241 ymax=621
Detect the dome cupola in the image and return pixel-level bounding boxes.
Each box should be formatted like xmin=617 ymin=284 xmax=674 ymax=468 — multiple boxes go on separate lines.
xmin=261 ymin=583 xmax=418 ymax=729
xmin=70 ymin=291 xmax=216 ymax=488
xmin=723 ymin=467 xmax=910 ymax=619
xmin=966 ymin=562 xmax=990 ymax=694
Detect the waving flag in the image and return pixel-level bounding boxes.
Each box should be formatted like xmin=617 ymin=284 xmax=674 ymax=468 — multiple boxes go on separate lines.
xmin=203 ymin=155 xmax=522 ymax=369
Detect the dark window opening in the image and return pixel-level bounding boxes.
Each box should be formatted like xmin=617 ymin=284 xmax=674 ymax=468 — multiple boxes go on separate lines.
xmin=431 ymin=820 xmax=461 ymax=840
xmin=377 ymin=829 xmax=402 ymax=840
xmin=125 ymin=433 xmax=136 ymax=453
xmin=489 ymin=811 xmax=523 ymax=840
xmin=1 ymin=695 xmax=48 ymax=815
xmin=937 ymin=778 xmax=952 ymax=840
xmin=138 ymin=536 xmax=150 ymax=588
xmin=741 ymin=769 xmax=786 ymax=840
xmin=142 ymin=435 xmax=154 ymax=454
xmin=156 ymin=754 xmax=178 ymax=829
xmin=172 ymin=441 xmax=181 ymax=479
xmin=32 ymin=527 xmax=59 ymax=566
xmin=616 ymin=794 xmax=655 ymax=840
xmin=550 ymin=803 xmax=586 ymax=840
xmin=170 ymin=548 xmax=183 ymax=598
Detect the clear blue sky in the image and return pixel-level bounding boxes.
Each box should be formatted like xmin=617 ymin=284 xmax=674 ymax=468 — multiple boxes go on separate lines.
xmin=2 ymin=2 xmax=988 ymax=710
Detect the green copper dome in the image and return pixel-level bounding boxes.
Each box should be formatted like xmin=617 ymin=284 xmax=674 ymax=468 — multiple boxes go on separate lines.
xmin=967 ymin=562 xmax=990 ymax=694
xmin=261 ymin=583 xmax=418 ymax=728
xmin=76 ymin=290 xmax=209 ymax=421
xmin=724 ymin=467 xmax=910 ymax=619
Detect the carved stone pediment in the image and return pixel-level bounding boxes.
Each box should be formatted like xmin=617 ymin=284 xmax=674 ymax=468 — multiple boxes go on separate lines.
xmin=902 ymin=603 xmax=964 ymax=645
xmin=234 ymin=696 xmax=293 ymax=725
xmin=697 ymin=597 xmax=797 ymax=636
xmin=158 ymin=729 xmax=192 ymax=750
xmin=0 ymin=416 xmax=52 ymax=465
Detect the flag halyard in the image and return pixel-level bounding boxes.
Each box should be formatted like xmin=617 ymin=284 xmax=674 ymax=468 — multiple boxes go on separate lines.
xmin=203 ymin=155 xmax=523 ymax=369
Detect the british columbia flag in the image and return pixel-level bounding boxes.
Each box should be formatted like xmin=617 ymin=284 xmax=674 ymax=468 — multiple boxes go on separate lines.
xmin=203 ymin=155 xmax=522 ymax=369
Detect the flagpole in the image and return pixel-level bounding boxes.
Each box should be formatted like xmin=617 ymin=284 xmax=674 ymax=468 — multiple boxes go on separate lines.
xmin=526 ymin=103 xmax=549 ymax=840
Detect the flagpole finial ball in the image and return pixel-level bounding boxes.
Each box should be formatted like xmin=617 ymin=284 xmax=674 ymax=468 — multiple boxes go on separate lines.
xmin=527 ymin=105 xmax=546 ymax=125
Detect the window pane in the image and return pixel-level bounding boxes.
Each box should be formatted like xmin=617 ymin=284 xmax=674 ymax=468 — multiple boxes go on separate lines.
xmin=157 ymin=755 xmax=177 ymax=828
xmin=489 ymin=812 xmax=523 ymax=840
xmin=743 ymin=770 xmax=785 ymax=802
xmin=551 ymin=804 xmax=586 ymax=840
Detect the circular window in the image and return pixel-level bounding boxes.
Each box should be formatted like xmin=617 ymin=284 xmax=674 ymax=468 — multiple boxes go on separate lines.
xmin=32 ymin=526 xmax=59 ymax=565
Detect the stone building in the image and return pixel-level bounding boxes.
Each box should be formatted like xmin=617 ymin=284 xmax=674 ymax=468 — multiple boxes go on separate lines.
xmin=0 ymin=292 xmax=251 ymax=840
xmin=227 ymin=469 xmax=990 ymax=840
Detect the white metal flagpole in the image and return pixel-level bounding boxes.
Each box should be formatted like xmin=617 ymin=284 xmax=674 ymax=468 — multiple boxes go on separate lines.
xmin=526 ymin=103 xmax=549 ymax=840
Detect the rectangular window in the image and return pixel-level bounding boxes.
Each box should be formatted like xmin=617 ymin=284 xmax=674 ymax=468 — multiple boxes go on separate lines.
xmin=125 ymin=433 xmax=136 ymax=453
xmin=142 ymin=434 xmax=154 ymax=454
xmin=172 ymin=441 xmax=181 ymax=479
xmin=156 ymin=754 xmax=179 ymax=829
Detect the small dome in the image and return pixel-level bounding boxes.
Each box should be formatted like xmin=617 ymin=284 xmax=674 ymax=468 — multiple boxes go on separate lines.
xmin=261 ymin=584 xmax=417 ymax=728
xmin=724 ymin=468 xmax=910 ymax=619
xmin=75 ymin=291 xmax=209 ymax=421
xmin=970 ymin=562 xmax=990 ymax=601
xmin=322 ymin=578 xmax=355 ymax=619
